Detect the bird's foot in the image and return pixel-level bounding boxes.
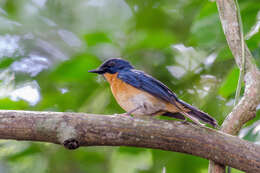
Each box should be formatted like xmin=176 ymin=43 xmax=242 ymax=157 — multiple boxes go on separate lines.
xmin=122 ymin=106 xmax=142 ymax=116
xmin=181 ymin=119 xmax=189 ymax=124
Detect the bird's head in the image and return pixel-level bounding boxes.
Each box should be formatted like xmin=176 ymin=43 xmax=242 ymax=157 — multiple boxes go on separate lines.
xmin=88 ymin=58 xmax=133 ymax=74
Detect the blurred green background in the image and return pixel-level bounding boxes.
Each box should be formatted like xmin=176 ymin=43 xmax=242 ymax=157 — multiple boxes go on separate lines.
xmin=0 ymin=0 xmax=259 ymax=172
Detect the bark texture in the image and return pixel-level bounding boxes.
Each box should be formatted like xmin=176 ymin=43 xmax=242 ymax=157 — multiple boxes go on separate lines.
xmin=0 ymin=110 xmax=260 ymax=172
xmin=209 ymin=0 xmax=260 ymax=172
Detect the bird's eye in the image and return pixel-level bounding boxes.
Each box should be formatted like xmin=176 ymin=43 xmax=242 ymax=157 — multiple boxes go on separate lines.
xmin=108 ymin=61 xmax=115 ymax=67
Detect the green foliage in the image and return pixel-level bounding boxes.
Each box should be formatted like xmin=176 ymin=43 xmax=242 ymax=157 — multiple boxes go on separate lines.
xmin=219 ymin=67 xmax=240 ymax=98
xmin=0 ymin=98 xmax=28 ymax=110
xmin=0 ymin=0 xmax=259 ymax=172
xmin=0 ymin=58 xmax=15 ymax=69
xmin=85 ymin=32 xmax=112 ymax=46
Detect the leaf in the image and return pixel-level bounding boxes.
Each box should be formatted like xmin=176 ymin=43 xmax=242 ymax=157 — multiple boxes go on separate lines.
xmin=219 ymin=67 xmax=240 ymax=98
xmin=0 ymin=98 xmax=29 ymax=109
xmin=125 ymin=30 xmax=176 ymax=52
xmin=215 ymin=47 xmax=233 ymax=62
xmin=0 ymin=58 xmax=16 ymax=69
xmin=50 ymin=53 xmax=101 ymax=83
xmin=190 ymin=2 xmax=225 ymax=48
xmin=84 ymin=32 xmax=112 ymax=46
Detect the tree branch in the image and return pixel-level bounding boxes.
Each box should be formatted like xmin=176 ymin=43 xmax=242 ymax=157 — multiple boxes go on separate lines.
xmin=0 ymin=110 xmax=260 ymax=172
xmin=209 ymin=0 xmax=260 ymax=172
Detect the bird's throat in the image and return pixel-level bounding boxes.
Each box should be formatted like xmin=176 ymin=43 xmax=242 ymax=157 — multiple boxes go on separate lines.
xmin=103 ymin=72 xmax=118 ymax=84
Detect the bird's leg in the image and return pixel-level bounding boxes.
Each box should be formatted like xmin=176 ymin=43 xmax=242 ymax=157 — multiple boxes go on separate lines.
xmin=122 ymin=106 xmax=142 ymax=116
xmin=181 ymin=117 xmax=188 ymax=123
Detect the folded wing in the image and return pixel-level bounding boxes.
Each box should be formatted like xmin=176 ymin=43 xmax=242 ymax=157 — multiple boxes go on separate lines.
xmin=118 ymin=69 xmax=218 ymax=128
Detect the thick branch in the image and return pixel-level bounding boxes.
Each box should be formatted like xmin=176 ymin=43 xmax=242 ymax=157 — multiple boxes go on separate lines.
xmin=216 ymin=0 xmax=260 ymax=135
xmin=209 ymin=0 xmax=260 ymax=172
xmin=0 ymin=110 xmax=260 ymax=172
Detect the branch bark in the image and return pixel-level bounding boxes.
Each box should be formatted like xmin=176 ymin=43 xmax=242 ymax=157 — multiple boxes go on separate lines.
xmin=0 ymin=110 xmax=260 ymax=172
xmin=209 ymin=0 xmax=260 ymax=172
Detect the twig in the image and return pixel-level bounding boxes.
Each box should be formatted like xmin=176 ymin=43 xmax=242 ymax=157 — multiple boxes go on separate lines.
xmin=227 ymin=1 xmax=245 ymax=172
xmin=234 ymin=0 xmax=245 ymax=106
xmin=209 ymin=0 xmax=260 ymax=172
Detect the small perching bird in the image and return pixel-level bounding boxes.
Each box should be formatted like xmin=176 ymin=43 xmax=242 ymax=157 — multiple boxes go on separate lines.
xmin=89 ymin=58 xmax=218 ymax=128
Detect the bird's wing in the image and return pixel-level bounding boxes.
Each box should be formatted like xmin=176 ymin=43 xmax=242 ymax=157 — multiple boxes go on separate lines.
xmin=118 ymin=69 xmax=218 ymax=128
xmin=117 ymin=69 xmax=179 ymax=105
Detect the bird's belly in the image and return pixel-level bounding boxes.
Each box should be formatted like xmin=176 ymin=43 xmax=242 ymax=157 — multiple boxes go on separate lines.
xmin=110 ymin=78 xmax=166 ymax=116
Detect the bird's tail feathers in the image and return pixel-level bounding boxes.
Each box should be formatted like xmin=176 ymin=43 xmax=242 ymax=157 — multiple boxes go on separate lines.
xmin=162 ymin=112 xmax=186 ymax=120
xmin=178 ymin=100 xmax=219 ymax=128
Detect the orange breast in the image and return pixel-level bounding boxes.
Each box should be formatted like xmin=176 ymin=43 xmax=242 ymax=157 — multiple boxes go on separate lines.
xmin=103 ymin=73 xmax=166 ymax=115
xmin=104 ymin=72 xmax=141 ymax=111
xmin=103 ymin=72 xmax=188 ymax=115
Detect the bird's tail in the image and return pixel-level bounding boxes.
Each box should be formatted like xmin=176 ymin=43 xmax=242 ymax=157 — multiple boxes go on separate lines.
xmin=178 ymin=99 xmax=219 ymax=128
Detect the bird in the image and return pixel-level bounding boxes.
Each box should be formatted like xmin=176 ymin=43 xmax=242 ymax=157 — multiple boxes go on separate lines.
xmin=89 ymin=58 xmax=218 ymax=128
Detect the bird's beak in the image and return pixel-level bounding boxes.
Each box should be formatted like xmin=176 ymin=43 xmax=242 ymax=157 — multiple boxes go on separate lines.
xmin=88 ymin=68 xmax=105 ymax=74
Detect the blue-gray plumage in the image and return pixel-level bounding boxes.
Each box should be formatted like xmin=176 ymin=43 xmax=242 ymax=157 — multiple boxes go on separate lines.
xmin=118 ymin=69 xmax=179 ymax=105
xmin=89 ymin=58 xmax=218 ymax=128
